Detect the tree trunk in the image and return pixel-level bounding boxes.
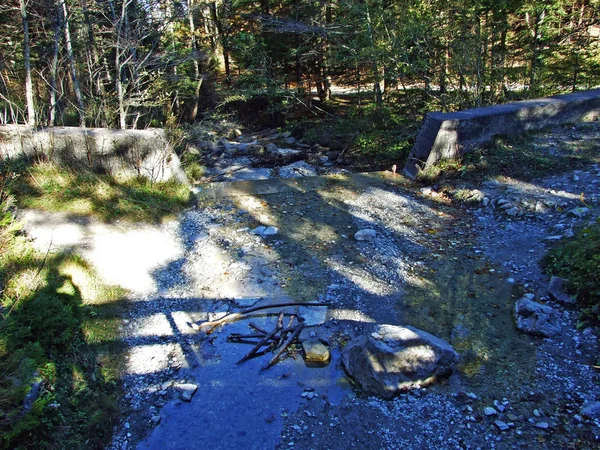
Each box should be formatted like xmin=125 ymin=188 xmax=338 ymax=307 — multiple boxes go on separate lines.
xmin=59 ymin=0 xmax=85 ymax=126
xmin=188 ymin=0 xmax=202 ymax=121
xmin=20 ymin=0 xmax=35 ymax=126
xmin=49 ymin=3 xmax=61 ymax=126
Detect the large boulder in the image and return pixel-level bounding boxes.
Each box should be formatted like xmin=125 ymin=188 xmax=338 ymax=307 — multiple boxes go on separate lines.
xmin=514 ymin=295 xmax=561 ymax=337
xmin=342 ymin=324 xmax=459 ymax=399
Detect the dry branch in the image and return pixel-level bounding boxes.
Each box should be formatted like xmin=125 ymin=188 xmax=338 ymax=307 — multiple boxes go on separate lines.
xmin=191 ymin=302 xmax=328 ymax=334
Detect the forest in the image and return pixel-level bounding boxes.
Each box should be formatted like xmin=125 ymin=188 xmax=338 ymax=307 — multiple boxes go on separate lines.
xmin=1 ymin=0 xmax=600 ymax=157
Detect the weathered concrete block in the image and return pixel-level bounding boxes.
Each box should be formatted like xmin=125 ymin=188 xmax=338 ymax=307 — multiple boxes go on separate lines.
xmin=0 ymin=125 xmax=188 ymax=183
xmin=404 ymin=89 xmax=600 ymax=178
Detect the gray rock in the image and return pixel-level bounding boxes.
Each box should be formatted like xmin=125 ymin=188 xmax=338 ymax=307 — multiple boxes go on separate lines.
xmin=265 ymin=143 xmax=279 ymax=154
xmin=302 ymin=338 xmax=331 ymax=365
xmin=535 ymin=421 xmax=550 ymax=429
xmin=484 ymin=407 xmax=498 ymax=416
xmin=250 ymin=226 xmax=279 ymax=236
xmin=151 ymin=415 xmax=161 ymax=424
xmin=176 ymin=383 xmax=198 ymax=402
xmin=275 ymin=148 xmax=302 ymax=158
xmin=514 ymin=297 xmax=561 ymax=337
xmin=278 ymin=161 xmax=319 ymax=179
xmin=495 ymin=420 xmax=509 ymax=431
xmin=354 ymin=229 xmax=377 ymax=241
xmin=581 ymin=401 xmax=600 ymax=419
xmin=23 ymin=379 xmax=43 ymax=412
xmin=505 ymin=207 xmax=520 ymax=217
xmin=342 ymin=324 xmax=459 ymax=399
xmin=547 ymin=276 xmax=576 ymax=304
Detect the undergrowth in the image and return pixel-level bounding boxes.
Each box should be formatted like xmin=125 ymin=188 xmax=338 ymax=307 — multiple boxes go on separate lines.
xmin=543 ymin=220 xmax=600 ymax=327
xmin=3 ymin=159 xmax=190 ymax=223
xmin=0 ymin=159 xmax=179 ymax=448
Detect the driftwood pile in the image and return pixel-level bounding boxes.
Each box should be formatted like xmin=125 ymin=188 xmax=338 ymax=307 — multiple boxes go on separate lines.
xmin=230 ymin=312 xmax=304 ymax=370
xmin=190 ymin=301 xmax=329 ymax=370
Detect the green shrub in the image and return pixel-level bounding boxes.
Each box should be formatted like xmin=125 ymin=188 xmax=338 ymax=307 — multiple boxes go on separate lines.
xmin=543 ymin=219 xmax=600 ymax=325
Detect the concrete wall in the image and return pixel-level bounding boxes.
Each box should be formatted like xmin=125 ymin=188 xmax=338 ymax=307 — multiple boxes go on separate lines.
xmin=404 ymin=89 xmax=600 ymax=178
xmin=0 ymin=125 xmax=188 ymax=184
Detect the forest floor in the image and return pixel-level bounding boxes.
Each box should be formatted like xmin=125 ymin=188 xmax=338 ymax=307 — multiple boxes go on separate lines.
xmin=19 ymin=122 xmax=600 ymax=449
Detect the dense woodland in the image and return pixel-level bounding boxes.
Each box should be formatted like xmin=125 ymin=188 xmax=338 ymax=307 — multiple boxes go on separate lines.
xmin=1 ymin=0 xmax=600 ymax=129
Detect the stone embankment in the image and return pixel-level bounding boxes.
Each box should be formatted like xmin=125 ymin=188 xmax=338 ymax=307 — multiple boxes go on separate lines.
xmin=0 ymin=125 xmax=186 ymax=183
xmin=405 ymin=89 xmax=600 ymax=178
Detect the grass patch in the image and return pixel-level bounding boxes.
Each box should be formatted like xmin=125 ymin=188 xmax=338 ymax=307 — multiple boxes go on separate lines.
xmin=3 ymin=159 xmax=191 ymax=224
xmin=416 ymin=122 xmax=600 ymax=184
xmin=543 ymin=220 xmax=600 ymax=328
xmin=0 ymin=186 xmax=128 ymax=449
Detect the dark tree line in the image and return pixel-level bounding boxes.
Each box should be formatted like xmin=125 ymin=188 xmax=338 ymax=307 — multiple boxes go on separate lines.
xmin=1 ymin=0 xmax=599 ymax=128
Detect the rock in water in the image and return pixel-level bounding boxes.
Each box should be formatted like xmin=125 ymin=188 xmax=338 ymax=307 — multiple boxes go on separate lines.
xmin=302 ymin=338 xmax=331 ymax=365
xmin=354 ymin=229 xmax=377 ymax=241
xmin=547 ymin=276 xmax=576 ymax=304
xmin=514 ymin=297 xmax=561 ymax=337
xmin=176 ymin=383 xmax=198 ymax=402
xmin=342 ymin=324 xmax=459 ymax=399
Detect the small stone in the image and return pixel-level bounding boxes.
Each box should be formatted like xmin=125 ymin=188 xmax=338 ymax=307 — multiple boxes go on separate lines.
xmin=176 ymin=383 xmax=198 ymax=402
xmin=124 ymin=422 xmax=131 ymax=429
xmin=495 ymin=420 xmax=509 ymax=431
xmin=484 ymin=407 xmax=498 ymax=416
xmin=535 ymin=421 xmax=549 ymax=429
xmin=302 ymin=338 xmax=331 ymax=365
xmin=507 ymin=278 xmax=516 ymax=284
xmin=151 ymin=415 xmax=161 ymax=424
xmin=533 ymin=409 xmax=541 ymax=417
xmin=354 ymin=229 xmax=377 ymax=241
xmin=251 ymin=226 xmax=278 ymax=236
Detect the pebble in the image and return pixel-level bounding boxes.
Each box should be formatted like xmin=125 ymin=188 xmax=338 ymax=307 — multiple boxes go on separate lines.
xmin=484 ymin=407 xmax=498 ymax=416
xmin=494 ymin=420 xmax=509 ymax=431
xmin=354 ymin=229 xmax=377 ymax=241
xmin=535 ymin=422 xmax=550 ymax=429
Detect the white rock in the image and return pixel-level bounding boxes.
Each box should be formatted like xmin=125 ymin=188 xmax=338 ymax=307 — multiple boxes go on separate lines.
xmin=354 ymin=229 xmax=377 ymax=241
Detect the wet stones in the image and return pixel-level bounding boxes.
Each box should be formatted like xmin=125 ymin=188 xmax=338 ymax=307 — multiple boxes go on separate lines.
xmin=278 ymin=161 xmax=319 ymax=179
xmin=342 ymin=324 xmax=459 ymax=399
xmin=514 ymin=295 xmax=561 ymax=337
xmin=302 ymin=338 xmax=331 ymax=365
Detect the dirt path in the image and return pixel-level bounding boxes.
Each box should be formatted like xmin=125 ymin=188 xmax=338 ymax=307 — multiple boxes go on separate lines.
xmin=20 ymin=139 xmax=600 ymax=449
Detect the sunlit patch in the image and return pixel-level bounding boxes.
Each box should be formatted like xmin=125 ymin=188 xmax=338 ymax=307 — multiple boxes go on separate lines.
xmin=128 ymin=314 xmax=174 ymax=338
xmin=126 ymin=343 xmax=180 ymax=375
xmin=328 ymin=308 xmax=376 ymax=323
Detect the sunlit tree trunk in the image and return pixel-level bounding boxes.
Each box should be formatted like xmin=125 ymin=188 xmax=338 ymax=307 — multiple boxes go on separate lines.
xmin=59 ymin=0 xmax=85 ymax=126
xmin=20 ymin=0 xmax=35 ymax=126
xmin=49 ymin=3 xmax=61 ymax=126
